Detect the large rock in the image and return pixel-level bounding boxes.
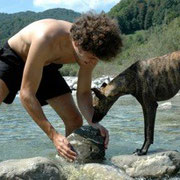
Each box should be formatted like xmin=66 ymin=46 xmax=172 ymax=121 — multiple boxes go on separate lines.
xmin=0 ymin=157 xmax=61 ymax=180
xmin=67 ymin=125 xmax=105 ymax=163
xmin=111 ymin=150 xmax=180 ymax=178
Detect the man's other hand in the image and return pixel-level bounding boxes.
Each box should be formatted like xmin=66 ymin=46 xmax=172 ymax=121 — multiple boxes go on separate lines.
xmin=53 ymin=133 xmax=77 ymax=161
xmin=91 ymin=123 xmax=109 ymax=149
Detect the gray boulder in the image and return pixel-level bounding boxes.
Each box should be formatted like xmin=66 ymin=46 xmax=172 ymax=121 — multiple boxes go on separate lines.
xmin=67 ymin=125 xmax=105 ymax=163
xmin=0 ymin=157 xmax=61 ymax=180
xmin=111 ymin=150 xmax=180 ymax=178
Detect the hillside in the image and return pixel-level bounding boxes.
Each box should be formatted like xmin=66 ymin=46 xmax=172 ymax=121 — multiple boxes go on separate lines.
xmin=93 ymin=15 xmax=180 ymax=77
xmin=109 ymin=0 xmax=180 ymax=34
xmin=0 ymin=8 xmax=80 ymax=47
xmin=0 ymin=2 xmax=180 ymax=77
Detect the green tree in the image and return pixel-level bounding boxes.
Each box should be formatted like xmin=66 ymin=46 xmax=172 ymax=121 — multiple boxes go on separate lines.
xmin=109 ymin=0 xmax=180 ymax=34
xmin=0 ymin=8 xmax=80 ymax=48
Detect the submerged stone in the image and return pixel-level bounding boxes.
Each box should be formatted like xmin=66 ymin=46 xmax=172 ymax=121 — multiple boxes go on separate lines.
xmin=80 ymin=163 xmax=133 ymax=180
xmin=67 ymin=125 xmax=105 ymax=163
xmin=111 ymin=150 xmax=180 ymax=178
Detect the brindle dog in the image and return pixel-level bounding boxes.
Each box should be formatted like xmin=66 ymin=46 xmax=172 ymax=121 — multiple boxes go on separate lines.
xmin=92 ymin=51 xmax=180 ymax=155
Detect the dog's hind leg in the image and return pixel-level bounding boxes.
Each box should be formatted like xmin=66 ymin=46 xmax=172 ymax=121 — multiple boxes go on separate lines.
xmin=134 ymin=94 xmax=158 ymax=155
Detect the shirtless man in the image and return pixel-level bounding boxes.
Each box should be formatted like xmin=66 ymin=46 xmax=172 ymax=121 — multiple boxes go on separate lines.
xmin=0 ymin=12 xmax=122 ymax=160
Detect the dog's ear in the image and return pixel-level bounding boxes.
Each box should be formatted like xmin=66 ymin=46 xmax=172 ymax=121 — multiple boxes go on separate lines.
xmin=101 ymin=82 xmax=107 ymax=88
xmin=91 ymin=88 xmax=106 ymax=100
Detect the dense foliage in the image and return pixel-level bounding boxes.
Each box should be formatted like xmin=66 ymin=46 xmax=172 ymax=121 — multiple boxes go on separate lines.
xmin=0 ymin=1 xmax=180 ymax=77
xmin=109 ymin=0 xmax=180 ymax=34
xmin=93 ymin=16 xmax=180 ymax=76
xmin=0 ymin=8 xmax=80 ymax=47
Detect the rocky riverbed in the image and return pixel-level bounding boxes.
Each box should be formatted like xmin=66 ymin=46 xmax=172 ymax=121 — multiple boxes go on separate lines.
xmin=1 ymin=126 xmax=180 ymax=180
xmin=64 ymin=75 xmax=113 ymax=95
xmin=1 ymin=150 xmax=180 ymax=179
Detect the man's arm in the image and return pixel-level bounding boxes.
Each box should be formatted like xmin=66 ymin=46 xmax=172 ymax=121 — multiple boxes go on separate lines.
xmin=77 ymin=65 xmax=109 ymax=148
xmin=20 ymin=37 xmax=77 ymax=160
xmin=77 ymin=67 xmax=94 ymax=122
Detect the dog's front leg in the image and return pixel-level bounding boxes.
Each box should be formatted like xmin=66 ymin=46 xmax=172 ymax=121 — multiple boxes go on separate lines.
xmin=134 ymin=96 xmax=158 ymax=155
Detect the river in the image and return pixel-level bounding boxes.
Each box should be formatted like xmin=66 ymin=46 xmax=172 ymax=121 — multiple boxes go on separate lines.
xmin=0 ymin=93 xmax=180 ymax=169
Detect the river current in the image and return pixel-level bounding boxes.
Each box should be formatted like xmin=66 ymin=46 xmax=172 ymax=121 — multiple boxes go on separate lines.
xmin=0 ymin=93 xmax=180 ymax=178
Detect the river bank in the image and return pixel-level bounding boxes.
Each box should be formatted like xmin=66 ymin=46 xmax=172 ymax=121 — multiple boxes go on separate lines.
xmin=1 ymin=150 xmax=180 ymax=179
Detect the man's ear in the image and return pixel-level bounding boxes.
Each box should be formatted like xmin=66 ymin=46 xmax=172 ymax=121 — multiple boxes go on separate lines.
xmin=74 ymin=41 xmax=79 ymax=47
xmin=74 ymin=41 xmax=83 ymax=54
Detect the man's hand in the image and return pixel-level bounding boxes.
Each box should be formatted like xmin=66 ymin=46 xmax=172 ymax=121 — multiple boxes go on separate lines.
xmin=53 ymin=133 xmax=77 ymax=161
xmin=90 ymin=123 xmax=109 ymax=149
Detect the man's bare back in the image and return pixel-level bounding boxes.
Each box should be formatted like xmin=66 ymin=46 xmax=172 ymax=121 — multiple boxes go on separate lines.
xmin=8 ymin=19 xmax=76 ymax=65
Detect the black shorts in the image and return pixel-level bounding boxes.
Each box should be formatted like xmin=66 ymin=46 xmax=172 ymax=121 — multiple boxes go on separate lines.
xmin=0 ymin=42 xmax=71 ymax=106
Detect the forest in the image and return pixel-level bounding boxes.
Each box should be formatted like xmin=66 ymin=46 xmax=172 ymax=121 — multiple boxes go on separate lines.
xmin=109 ymin=0 xmax=180 ymax=34
xmin=0 ymin=0 xmax=180 ymax=77
xmin=0 ymin=8 xmax=80 ymax=47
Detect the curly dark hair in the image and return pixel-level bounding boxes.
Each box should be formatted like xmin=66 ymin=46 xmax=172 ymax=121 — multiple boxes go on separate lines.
xmin=70 ymin=12 xmax=123 ymax=61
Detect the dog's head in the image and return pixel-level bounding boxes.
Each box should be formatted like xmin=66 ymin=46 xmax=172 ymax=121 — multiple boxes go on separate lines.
xmin=92 ymin=82 xmax=108 ymax=123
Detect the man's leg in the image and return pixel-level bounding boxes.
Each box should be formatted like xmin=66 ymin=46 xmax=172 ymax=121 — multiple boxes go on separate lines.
xmin=47 ymin=93 xmax=83 ymax=136
xmin=0 ymin=79 xmax=9 ymax=104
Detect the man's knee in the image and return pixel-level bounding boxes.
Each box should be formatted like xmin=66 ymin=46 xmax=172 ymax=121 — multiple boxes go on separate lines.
xmin=65 ymin=113 xmax=83 ymax=129
xmin=65 ymin=113 xmax=83 ymax=136
xmin=70 ymin=113 xmax=83 ymax=128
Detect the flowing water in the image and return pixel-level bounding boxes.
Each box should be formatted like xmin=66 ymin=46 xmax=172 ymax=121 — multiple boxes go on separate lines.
xmin=1 ymin=93 xmax=180 ymax=178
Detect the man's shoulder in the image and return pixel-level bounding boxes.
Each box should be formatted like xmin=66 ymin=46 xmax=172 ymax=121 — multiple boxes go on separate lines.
xmin=40 ymin=19 xmax=71 ymax=38
xmin=41 ymin=19 xmax=72 ymax=31
xmin=28 ymin=19 xmax=70 ymax=43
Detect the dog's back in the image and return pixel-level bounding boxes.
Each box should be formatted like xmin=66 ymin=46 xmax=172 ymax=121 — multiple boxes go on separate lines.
xmin=134 ymin=50 xmax=180 ymax=101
